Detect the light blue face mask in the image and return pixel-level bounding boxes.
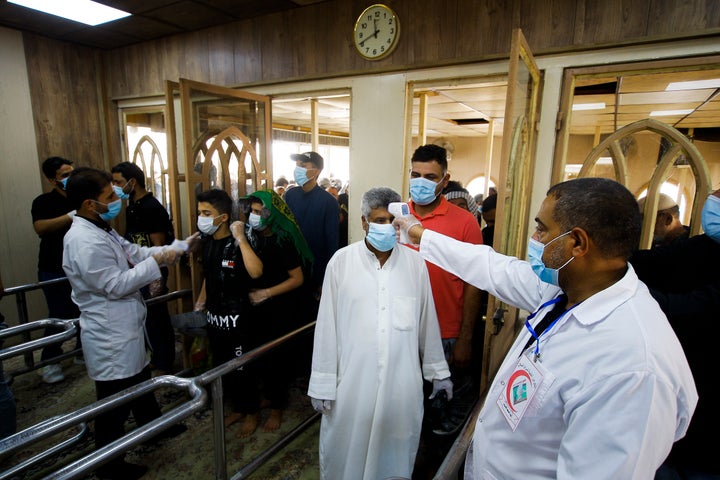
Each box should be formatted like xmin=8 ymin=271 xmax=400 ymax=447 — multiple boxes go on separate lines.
xmin=248 ymin=212 xmax=267 ymax=231
xmin=96 ymin=198 xmax=122 ymax=222
xmin=59 ymin=177 xmax=69 ymax=190
xmin=527 ymin=231 xmax=574 ymax=286
xmin=409 ymin=177 xmax=440 ymax=205
xmin=366 ymin=222 xmax=397 ymax=252
xmin=113 ymin=185 xmax=130 ymax=201
xmin=294 ymin=166 xmax=310 ymax=187
xmin=701 ymin=195 xmax=720 ymax=243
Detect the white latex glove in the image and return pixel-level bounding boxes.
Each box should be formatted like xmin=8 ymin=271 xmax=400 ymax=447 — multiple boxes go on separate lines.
xmin=230 ymin=221 xmax=246 ymax=241
xmin=310 ymin=397 xmax=334 ymax=415
xmin=392 ymin=214 xmax=423 ymax=245
xmin=170 ymin=232 xmax=201 ymax=253
xmin=430 ymin=377 xmax=454 ymax=401
xmin=66 ymin=210 xmax=76 ymax=219
xmin=249 ymin=289 xmax=271 ymax=305
xmin=152 ymin=247 xmax=182 ymax=267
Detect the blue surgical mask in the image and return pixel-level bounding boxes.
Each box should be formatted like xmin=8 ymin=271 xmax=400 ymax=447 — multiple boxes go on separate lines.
xmin=701 ymin=195 xmax=720 ymax=243
xmin=248 ymin=212 xmax=267 ymax=231
xmin=96 ymin=199 xmax=122 ymax=222
xmin=197 ymin=215 xmax=220 ymax=235
xmin=113 ymin=185 xmax=130 ymax=201
xmin=294 ymin=166 xmax=310 ymax=187
xmin=410 ymin=177 xmax=440 ymax=205
xmin=59 ymin=177 xmax=69 ymax=190
xmin=527 ymin=231 xmax=574 ymax=286
xmin=366 ymin=222 xmax=397 ymax=252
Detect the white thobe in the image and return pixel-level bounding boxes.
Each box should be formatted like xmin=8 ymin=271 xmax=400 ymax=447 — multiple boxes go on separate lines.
xmin=419 ymin=230 xmax=697 ymax=480
xmin=308 ymin=240 xmax=450 ymax=480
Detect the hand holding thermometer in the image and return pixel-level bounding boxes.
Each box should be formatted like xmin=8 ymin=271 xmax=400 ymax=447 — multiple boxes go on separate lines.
xmin=388 ymin=202 xmax=411 ymax=244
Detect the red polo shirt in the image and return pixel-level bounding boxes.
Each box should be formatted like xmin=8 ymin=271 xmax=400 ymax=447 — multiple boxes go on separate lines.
xmin=408 ymin=197 xmax=483 ymax=339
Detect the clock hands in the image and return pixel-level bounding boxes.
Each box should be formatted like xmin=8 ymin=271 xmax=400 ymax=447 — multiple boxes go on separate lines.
xmin=359 ymin=21 xmax=381 ymax=47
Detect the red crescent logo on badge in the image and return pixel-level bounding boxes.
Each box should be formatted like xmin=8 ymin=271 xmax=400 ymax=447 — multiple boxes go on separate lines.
xmin=506 ymin=369 xmax=531 ymax=412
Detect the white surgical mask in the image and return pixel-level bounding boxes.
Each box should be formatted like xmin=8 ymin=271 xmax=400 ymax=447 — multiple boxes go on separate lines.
xmin=197 ymin=215 xmax=220 ymax=235
xmin=366 ymin=222 xmax=397 ymax=252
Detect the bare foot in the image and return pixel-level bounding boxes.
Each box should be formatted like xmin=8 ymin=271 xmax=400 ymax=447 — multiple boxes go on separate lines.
xmin=263 ymin=409 xmax=283 ymax=433
xmin=224 ymin=411 xmax=245 ymax=428
xmin=236 ymin=413 xmax=259 ymax=438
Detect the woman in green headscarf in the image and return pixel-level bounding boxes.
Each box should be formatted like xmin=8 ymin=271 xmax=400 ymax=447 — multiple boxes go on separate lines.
xmin=239 ymin=189 xmax=314 ymax=434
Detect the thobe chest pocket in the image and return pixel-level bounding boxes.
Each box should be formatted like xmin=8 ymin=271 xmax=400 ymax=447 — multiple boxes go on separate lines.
xmin=392 ymin=296 xmax=417 ymax=331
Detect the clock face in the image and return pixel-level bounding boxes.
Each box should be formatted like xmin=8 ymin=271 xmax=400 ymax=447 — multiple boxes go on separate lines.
xmin=354 ymin=4 xmax=400 ymax=60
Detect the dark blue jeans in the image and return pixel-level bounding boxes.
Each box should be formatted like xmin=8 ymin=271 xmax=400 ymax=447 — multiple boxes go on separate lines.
xmin=38 ymin=270 xmax=81 ymax=361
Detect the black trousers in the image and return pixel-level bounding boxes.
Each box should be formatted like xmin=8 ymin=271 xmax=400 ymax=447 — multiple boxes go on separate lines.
xmin=94 ymin=367 xmax=161 ymax=451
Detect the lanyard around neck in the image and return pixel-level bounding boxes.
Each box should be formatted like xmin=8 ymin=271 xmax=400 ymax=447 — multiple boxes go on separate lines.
xmin=524 ymin=296 xmax=579 ymax=361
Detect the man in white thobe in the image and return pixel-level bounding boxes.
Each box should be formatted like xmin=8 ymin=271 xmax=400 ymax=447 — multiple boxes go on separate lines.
xmin=308 ymin=187 xmax=451 ymax=480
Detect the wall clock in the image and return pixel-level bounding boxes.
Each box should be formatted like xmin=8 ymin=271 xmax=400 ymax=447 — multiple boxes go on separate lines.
xmin=353 ymin=4 xmax=400 ymax=61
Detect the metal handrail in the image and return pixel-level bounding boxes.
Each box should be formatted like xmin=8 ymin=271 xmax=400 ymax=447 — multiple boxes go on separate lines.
xmin=0 ymin=320 xmax=318 ymax=480
xmin=2 ymin=276 xmax=68 ymax=296
xmin=0 ymin=318 xmax=77 ymax=361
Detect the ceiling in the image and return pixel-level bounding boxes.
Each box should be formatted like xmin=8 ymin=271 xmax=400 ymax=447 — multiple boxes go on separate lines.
xmin=0 ymin=0 xmax=327 ymax=50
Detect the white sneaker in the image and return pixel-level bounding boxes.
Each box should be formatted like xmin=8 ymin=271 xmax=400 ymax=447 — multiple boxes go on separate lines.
xmin=42 ymin=364 xmax=65 ymax=384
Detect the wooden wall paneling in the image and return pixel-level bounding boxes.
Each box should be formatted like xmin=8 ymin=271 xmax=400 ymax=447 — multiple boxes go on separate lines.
xmin=455 ymin=0 xmax=516 ymax=59
xmin=646 ymin=0 xmax=720 ymax=37
xmin=518 ymin=0 xmax=577 ymax=51
xmin=180 ymin=31 xmax=211 ymax=85
xmin=233 ymin=18 xmax=262 ymax=85
xmin=159 ymin=36 xmax=182 ymax=92
xmin=23 ymin=34 xmax=106 ymax=176
xmin=293 ymin=3 xmax=330 ymax=78
xmin=580 ymin=0 xmax=651 ymax=46
xmin=406 ymin=0 xmax=459 ymax=64
xmin=259 ymin=11 xmax=298 ymax=81
xmin=208 ymin=23 xmax=236 ymax=87
xmin=328 ymin=0 xmax=362 ymax=73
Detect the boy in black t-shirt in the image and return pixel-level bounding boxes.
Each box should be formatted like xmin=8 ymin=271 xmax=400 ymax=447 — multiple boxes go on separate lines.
xmin=194 ymin=189 xmax=266 ymax=437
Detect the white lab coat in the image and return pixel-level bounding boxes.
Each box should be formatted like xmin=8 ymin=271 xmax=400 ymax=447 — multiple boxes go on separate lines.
xmin=308 ymin=240 xmax=450 ymax=480
xmin=62 ymin=216 xmax=164 ymax=381
xmin=419 ymin=230 xmax=697 ymax=480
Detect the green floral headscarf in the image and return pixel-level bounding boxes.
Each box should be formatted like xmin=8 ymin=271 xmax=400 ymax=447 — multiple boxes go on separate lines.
xmin=244 ymin=189 xmax=314 ymax=275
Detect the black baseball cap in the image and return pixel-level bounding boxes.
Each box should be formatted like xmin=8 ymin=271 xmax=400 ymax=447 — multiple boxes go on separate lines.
xmin=290 ymin=151 xmax=324 ymax=171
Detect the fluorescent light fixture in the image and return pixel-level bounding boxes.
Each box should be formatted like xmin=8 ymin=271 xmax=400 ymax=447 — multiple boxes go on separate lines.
xmin=649 ymin=109 xmax=693 ymax=117
xmin=9 ymin=0 xmax=130 ymax=26
xmin=666 ymin=79 xmax=720 ymax=91
xmin=572 ymin=102 xmax=606 ymax=111
xmin=596 ymin=156 xmax=613 ymax=165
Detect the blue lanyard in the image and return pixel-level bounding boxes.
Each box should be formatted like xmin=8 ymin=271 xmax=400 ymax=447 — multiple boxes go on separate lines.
xmin=524 ymin=296 xmax=579 ymax=361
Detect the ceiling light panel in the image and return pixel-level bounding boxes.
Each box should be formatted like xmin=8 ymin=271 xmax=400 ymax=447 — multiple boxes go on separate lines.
xmin=9 ymin=0 xmax=130 ymax=26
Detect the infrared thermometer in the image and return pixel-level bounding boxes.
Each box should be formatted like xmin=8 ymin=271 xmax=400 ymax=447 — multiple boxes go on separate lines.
xmin=388 ymin=202 xmax=411 ymax=244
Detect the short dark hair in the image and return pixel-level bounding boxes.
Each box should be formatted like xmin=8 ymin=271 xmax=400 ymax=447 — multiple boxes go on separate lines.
xmin=547 ymin=178 xmax=640 ymax=260
xmin=42 ymin=156 xmax=72 ymax=179
xmin=111 ymin=161 xmax=146 ymax=189
xmin=482 ymin=193 xmax=497 ymax=212
xmin=411 ymin=144 xmax=448 ymax=172
xmin=275 ymin=177 xmax=288 ymax=188
xmin=66 ymin=167 xmax=112 ymax=210
xmin=197 ymin=188 xmax=232 ymax=216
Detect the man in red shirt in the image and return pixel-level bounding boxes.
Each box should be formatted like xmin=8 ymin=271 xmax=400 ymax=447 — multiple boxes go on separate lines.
xmin=407 ymin=146 xmax=484 ymax=477
xmin=408 ymin=145 xmax=483 ymax=370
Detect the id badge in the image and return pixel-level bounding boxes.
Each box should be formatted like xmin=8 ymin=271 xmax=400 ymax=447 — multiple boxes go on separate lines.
xmin=496 ymin=354 xmax=548 ymax=431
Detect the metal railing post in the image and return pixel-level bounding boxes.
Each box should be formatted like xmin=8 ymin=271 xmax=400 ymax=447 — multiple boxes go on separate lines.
xmin=14 ymin=290 xmax=33 ymax=368
xmin=212 ymin=377 xmax=227 ymax=480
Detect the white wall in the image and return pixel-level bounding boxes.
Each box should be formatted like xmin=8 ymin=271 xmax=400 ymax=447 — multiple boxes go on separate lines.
xmin=0 ymin=27 xmax=46 ymax=324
